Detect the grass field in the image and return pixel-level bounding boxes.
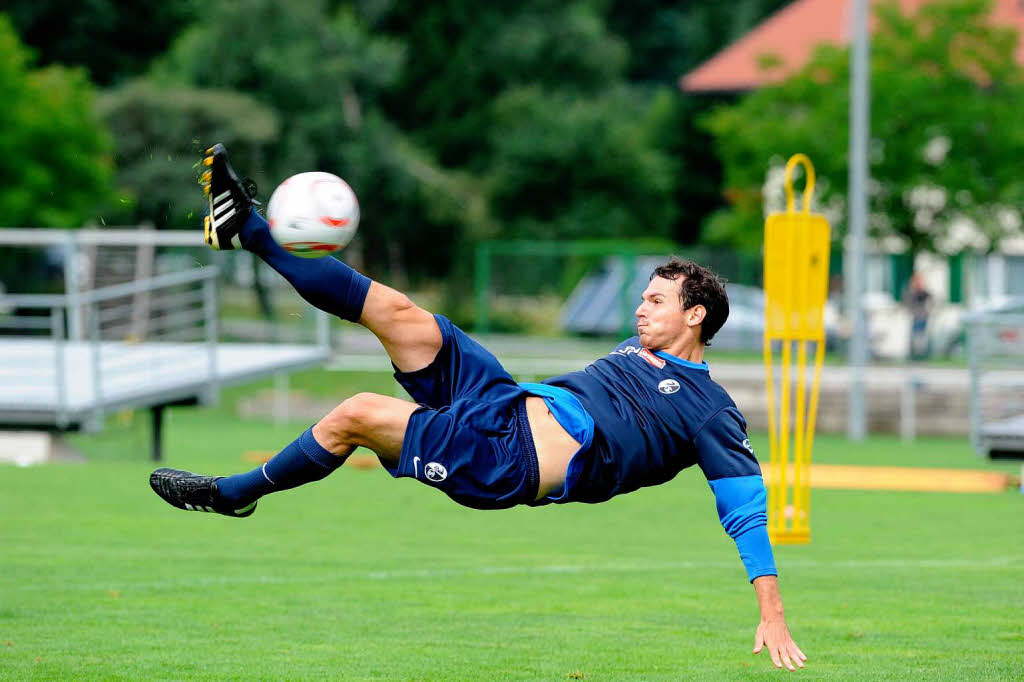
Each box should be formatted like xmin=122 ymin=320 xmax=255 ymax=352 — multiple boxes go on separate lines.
xmin=1 ymin=370 xmax=1022 ymax=680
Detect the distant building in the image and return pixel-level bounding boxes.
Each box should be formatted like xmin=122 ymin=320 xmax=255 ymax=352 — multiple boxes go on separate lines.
xmin=680 ymin=0 xmax=1024 ymax=93
xmin=679 ymin=0 xmax=1024 ymax=307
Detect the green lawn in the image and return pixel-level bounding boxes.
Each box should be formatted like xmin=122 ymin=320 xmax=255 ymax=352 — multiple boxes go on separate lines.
xmin=1 ymin=371 xmax=1021 ymax=680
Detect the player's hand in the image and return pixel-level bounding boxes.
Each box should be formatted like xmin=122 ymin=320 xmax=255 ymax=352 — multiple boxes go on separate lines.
xmin=753 ymin=617 xmax=807 ymax=671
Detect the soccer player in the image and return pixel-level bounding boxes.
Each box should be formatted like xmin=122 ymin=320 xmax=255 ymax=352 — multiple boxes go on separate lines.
xmin=151 ymin=145 xmax=807 ymax=671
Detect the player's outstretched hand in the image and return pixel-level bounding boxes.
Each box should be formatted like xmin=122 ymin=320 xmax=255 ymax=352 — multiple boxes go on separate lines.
xmin=753 ymin=618 xmax=807 ymax=671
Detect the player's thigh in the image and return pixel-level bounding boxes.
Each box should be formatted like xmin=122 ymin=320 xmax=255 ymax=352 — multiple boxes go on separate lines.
xmin=313 ymin=392 xmax=419 ymax=467
xmin=358 ymin=281 xmax=442 ymax=373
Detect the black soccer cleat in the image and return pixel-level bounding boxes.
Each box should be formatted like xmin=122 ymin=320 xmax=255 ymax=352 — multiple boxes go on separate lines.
xmin=200 ymin=143 xmax=260 ymax=251
xmin=149 ymin=467 xmax=257 ymax=518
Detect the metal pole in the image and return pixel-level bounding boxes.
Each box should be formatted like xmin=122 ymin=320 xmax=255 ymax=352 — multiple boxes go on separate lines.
xmin=151 ymin=404 xmax=164 ymax=462
xmin=967 ymin=319 xmax=981 ymax=454
xmin=204 ymin=276 xmax=220 ymax=405
xmin=846 ymin=0 xmax=870 ymax=440
xmin=620 ymin=250 xmax=637 ymax=338
xmin=475 ymin=243 xmax=491 ymax=333
xmin=315 ymin=309 xmax=330 ymax=350
xmin=51 ymin=307 xmax=68 ymax=430
xmin=64 ymin=233 xmax=82 ymax=341
xmin=89 ymin=299 xmax=104 ymax=431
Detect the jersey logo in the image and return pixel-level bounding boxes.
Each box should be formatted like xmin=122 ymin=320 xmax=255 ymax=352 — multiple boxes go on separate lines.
xmin=638 ymin=348 xmax=666 ymax=369
xmin=742 ymin=438 xmax=754 ymax=454
xmin=424 ymin=462 xmax=448 ymax=482
xmin=657 ymin=379 xmax=680 ymax=394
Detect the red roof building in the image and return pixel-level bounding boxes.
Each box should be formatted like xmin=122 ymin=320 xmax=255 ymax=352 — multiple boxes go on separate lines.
xmin=680 ymin=0 xmax=1024 ymax=92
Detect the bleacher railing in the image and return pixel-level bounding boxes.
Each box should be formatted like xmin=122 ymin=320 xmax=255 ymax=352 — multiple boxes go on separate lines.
xmin=0 ymin=267 xmax=219 ymax=429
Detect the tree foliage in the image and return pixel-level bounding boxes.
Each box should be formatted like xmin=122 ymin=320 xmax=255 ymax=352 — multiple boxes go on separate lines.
xmin=146 ymin=0 xmax=486 ymax=277
xmin=703 ymin=0 xmax=1024 ymax=253
xmin=3 ymin=0 xmax=808 ymax=260
xmin=97 ymin=81 xmax=279 ymax=228
xmin=0 ymin=15 xmax=114 ymax=228
xmin=4 ymin=0 xmax=198 ymax=85
xmin=487 ymin=86 xmax=677 ymax=240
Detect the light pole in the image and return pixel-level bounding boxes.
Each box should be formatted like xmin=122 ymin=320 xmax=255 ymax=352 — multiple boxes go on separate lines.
xmin=846 ymin=0 xmax=870 ymax=440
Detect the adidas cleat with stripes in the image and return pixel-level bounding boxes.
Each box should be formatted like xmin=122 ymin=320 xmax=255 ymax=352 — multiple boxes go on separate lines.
xmin=200 ymin=143 xmax=260 ymax=251
xmin=149 ymin=468 xmax=257 ymax=518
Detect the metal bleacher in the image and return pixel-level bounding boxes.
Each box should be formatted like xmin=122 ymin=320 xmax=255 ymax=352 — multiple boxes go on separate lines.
xmin=0 ymin=228 xmax=330 ymax=461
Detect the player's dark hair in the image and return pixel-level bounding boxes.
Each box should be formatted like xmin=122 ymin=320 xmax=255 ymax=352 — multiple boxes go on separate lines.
xmin=650 ymin=257 xmax=729 ymax=346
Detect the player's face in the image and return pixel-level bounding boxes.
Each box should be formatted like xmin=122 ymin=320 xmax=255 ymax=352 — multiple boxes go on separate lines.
xmin=635 ymin=276 xmax=688 ymax=349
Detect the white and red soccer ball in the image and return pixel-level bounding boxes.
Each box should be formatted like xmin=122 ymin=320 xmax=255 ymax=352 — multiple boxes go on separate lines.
xmin=267 ymin=172 xmax=360 ymax=258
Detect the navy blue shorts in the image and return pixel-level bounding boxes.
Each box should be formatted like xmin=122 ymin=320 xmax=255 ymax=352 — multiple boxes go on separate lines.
xmin=386 ymin=315 xmax=540 ymax=510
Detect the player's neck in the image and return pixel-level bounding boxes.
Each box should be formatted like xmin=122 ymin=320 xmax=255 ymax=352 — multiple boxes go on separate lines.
xmin=657 ymin=335 xmax=705 ymax=365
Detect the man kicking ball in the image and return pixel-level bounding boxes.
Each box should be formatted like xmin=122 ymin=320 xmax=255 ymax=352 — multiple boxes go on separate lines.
xmin=151 ymin=144 xmax=807 ymax=671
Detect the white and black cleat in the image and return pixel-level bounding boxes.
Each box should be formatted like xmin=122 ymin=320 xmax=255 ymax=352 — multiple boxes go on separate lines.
xmin=150 ymin=467 xmax=256 ymax=518
xmin=200 ymin=143 xmax=260 ymax=251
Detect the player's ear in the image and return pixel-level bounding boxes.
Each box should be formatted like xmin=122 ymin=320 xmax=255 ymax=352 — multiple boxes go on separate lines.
xmin=685 ymin=305 xmax=707 ymax=329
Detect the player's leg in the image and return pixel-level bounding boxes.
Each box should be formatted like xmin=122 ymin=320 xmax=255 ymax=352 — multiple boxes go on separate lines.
xmin=201 ymin=144 xmax=440 ymax=372
xmin=149 ymin=393 xmax=418 ymax=517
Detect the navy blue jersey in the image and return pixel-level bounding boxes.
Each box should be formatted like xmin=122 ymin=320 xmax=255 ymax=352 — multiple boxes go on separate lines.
xmin=540 ymin=337 xmax=776 ymax=581
xmin=542 ymin=337 xmax=760 ymax=502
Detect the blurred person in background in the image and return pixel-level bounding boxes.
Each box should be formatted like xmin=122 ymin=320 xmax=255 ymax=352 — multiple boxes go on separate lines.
xmin=903 ymin=272 xmax=933 ymax=360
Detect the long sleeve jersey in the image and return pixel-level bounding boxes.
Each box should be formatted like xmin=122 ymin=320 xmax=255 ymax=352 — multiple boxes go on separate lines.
xmin=530 ymin=337 xmax=776 ymax=581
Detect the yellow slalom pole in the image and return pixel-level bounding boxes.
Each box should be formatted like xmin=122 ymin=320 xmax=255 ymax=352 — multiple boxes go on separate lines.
xmin=763 ymin=153 xmax=830 ymax=545
xmin=779 ymin=337 xmax=791 ymax=528
xmin=793 ymin=338 xmax=808 ymax=535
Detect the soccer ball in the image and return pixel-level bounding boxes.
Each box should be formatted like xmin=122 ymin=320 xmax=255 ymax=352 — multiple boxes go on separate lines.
xmin=267 ymin=172 xmax=360 ymax=258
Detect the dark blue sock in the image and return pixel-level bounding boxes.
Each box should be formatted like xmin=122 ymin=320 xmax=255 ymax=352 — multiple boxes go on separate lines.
xmin=240 ymin=209 xmax=371 ymax=322
xmin=216 ymin=427 xmax=346 ymax=508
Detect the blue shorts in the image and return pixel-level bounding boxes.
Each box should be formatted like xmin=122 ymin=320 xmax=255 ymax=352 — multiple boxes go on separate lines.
xmin=387 ymin=315 xmax=540 ymax=510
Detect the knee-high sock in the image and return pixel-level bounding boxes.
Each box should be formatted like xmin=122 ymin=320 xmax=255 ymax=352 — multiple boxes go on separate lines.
xmin=216 ymin=427 xmax=346 ymax=508
xmin=240 ymin=209 xmax=371 ymax=322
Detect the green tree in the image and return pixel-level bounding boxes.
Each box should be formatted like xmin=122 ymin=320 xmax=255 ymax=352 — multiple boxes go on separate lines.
xmin=96 ymin=81 xmax=279 ymax=228
xmin=487 ymin=86 xmax=677 ymax=240
xmin=0 ymin=14 xmax=114 ymax=228
xmin=377 ymin=1 xmax=630 ymax=169
xmin=153 ymin=0 xmax=482 ymax=279
xmin=4 ymin=0 xmax=198 ymax=85
xmin=608 ymin=0 xmax=790 ymax=83
xmin=603 ymin=0 xmax=793 ymax=244
xmin=703 ymin=0 xmax=1024 ymax=254
xmin=374 ymin=1 xmax=681 ymax=244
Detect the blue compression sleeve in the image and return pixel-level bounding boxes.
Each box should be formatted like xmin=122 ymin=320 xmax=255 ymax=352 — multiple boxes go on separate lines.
xmin=240 ymin=209 xmax=370 ymax=322
xmin=707 ymin=475 xmax=777 ymax=581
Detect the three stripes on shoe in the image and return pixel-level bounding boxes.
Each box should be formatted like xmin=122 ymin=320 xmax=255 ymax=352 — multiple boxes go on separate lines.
xmin=212 ymin=190 xmax=234 ymax=225
xmin=211 ymin=190 xmax=243 ymax=248
xmin=183 ymin=500 xmax=256 ymax=514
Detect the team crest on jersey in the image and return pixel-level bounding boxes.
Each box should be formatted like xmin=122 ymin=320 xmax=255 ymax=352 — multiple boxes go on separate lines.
xmin=657 ymin=379 xmax=680 ymax=394
xmin=638 ymin=348 xmax=666 ymax=369
xmin=424 ymin=462 xmax=448 ymax=482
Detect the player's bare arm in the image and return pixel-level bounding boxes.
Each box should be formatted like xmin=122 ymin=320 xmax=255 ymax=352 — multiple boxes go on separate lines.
xmin=753 ymin=576 xmax=807 ymax=671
